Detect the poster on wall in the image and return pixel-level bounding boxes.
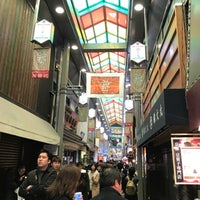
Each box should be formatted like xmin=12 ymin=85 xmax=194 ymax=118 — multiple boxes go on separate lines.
xmin=171 ymin=137 xmax=200 ymax=184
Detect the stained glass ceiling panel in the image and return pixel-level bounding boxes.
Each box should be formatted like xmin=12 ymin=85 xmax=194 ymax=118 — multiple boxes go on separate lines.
xmin=67 ymin=0 xmax=130 ymax=128
xmin=101 ymin=98 xmax=123 ymax=125
xmin=86 ymin=52 xmax=126 ymax=73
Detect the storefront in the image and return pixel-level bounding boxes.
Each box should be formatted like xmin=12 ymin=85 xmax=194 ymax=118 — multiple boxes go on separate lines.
xmin=137 ymin=89 xmax=190 ymax=199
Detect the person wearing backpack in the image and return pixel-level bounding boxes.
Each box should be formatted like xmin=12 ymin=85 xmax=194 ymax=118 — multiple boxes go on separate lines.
xmin=123 ymin=167 xmax=138 ymax=200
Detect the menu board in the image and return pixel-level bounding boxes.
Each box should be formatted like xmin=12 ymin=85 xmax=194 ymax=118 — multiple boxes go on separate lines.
xmin=171 ymin=137 xmax=200 ymax=184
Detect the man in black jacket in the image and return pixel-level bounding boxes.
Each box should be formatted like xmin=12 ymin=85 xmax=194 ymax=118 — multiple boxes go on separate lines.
xmin=90 ymin=167 xmax=127 ymax=200
xmin=19 ymin=149 xmax=57 ymax=200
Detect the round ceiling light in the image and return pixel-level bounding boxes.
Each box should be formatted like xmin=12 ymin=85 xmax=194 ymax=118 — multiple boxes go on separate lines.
xmin=71 ymin=45 xmax=78 ymax=50
xmin=88 ymin=108 xmax=96 ymax=118
xmin=55 ymin=6 xmax=64 ymax=14
xmin=134 ymin=3 xmax=144 ymax=11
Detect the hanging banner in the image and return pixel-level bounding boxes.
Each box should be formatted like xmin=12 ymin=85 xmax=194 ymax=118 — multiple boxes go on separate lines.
xmin=86 ymin=73 xmax=124 ymax=98
xmin=109 ymin=134 xmax=122 ymax=149
xmin=130 ymin=68 xmax=146 ymax=93
xmin=124 ymin=126 xmax=132 ymax=136
xmin=171 ymin=137 xmax=200 ymax=185
xmin=33 ymin=19 xmax=55 ymax=44
xmin=130 ymin=42 xmax=146 ymax=63
xmin=32 ymin=47 xmax=51 ymax=79
xmin=78 ymin=106 xmax=88 ymax=122
xmin=96 ymin=128 xmax=101 ymax=138
xmin=125 ymin=111 xmax=134 ymax=126
xmin=111 ymin=127 xmax=122 ymax=135
xmin=88 ymin=118 xmax=95 ymax=131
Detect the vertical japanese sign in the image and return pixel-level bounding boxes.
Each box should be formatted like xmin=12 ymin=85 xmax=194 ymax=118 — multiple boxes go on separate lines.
xmin=130 ymin=68 xmax=146 ymax=94
xmin=171 ymin=137 xmax=200 ymax=184
xmin=32 ymin=48 xmax=51 ymax=78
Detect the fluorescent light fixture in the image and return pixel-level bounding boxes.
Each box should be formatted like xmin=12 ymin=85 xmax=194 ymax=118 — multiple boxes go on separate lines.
xmin=55 ymin=6 xmax=64 ymax=14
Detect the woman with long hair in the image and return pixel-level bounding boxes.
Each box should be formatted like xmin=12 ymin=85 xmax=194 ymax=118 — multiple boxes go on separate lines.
xmin=47 ymin=164 xmax=81 ymax=200
xmin=88 ymin=162 xmax=100 ymax=198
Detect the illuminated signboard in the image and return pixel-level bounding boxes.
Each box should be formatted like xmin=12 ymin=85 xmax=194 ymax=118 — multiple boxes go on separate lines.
xmin=171 ymin=137 xmax=200 ymax=184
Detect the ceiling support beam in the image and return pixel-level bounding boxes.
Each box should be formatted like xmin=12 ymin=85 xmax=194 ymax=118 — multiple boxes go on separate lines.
xmin=82 ymin=43 xmax=127 ymax=52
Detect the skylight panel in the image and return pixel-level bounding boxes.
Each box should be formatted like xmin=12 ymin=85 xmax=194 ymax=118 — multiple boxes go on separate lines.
xmin=94 ymin=22 xmax=106 ymax=36
xmin=93 ymin=63 xmax=101 ymax=71
xmin=73 ymin=0 xmax=87 ymax=12
xmin=118 ymin=26 xmax=126 ymax=39
xmin=108 ymin=33 xmax=118 ymax=43
xmin=99 ymin=52 xmax=108 ymax=61
xmin=96 ymin=34 xmax=107 ymax=43
xmin=92 ymin=56 xmax=100 ymax=65
xmin=85 ymin=27 xmax=95 ymax=40
xmin=88 ymin=38 xmax=96 ymax=43
xmin=101 ymin=65 xmax=110 ymax=72
xmin=107 ymin=22 xmax=117 ymax=36
xmin=120 ymin=0 xmax=129 ymax=9
xmin=105 ymin=0 xmax=119 ymax=6
xmin=118 ymin=55 xmax=125 ymax=64
xmin=92 ymin=7 xmax=104 ymax=24
xmin=87 ymin=0 xmax=102 ymax=7
xmin=110 ymin=59 xmax=118 ymax=67
xmin=106 ymin=7 xmax=117 ymax=23
xmin=109 ymin=52 xmax=118 ymax=61
xmin=81 ymin=13 xmax=92 ymax=29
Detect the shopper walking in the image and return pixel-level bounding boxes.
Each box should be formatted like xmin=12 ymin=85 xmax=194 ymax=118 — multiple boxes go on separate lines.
xmin=47 ymin=164 xmax=81 ymax=200
xmin=88 ymin=163 xmax=100 ymax=198
xmin=90 ymin=167 xmax=127 ymax=200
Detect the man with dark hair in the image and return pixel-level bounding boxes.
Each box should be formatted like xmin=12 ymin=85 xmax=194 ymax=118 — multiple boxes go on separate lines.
xmin=19 ymin=149 xmax=56 ymax=200
xmin=90 ymin=167 xmax=127 ymax=200
xmin=51 ymin=155 xmax=61 ymax=174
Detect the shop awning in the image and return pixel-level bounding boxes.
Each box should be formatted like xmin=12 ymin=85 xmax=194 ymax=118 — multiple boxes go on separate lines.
xmin=0 ymin=97 xmax=60 ymax=145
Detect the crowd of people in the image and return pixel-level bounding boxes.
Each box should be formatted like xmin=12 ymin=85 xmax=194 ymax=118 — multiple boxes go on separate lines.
xmin=5 ymin=149 xmax=139 ymax=200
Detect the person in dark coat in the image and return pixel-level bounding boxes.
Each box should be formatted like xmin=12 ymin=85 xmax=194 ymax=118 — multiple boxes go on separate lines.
xmin=5 ymin=163 xmax=26 ymax=200
xmin=19 ymin=149 xmax=57 ymax=200
xmin=90 ymin=167 xmax=127 ymax=200
xmin=46 ymin=164 xmax=81 ymax=200
xmin=123 ymin=167 xmax=139 ymax=200
xmin=76 ymin=162 xmax=90 ymax=200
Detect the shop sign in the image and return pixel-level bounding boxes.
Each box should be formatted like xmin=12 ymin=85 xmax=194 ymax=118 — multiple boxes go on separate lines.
xmin=33 ymin=19 xmax=55 ymax=44
xmin=137 ymin=89 xmax=188 ymax=146
xmin=171 ymin=137 xmax=200 ymax=184
xmin=130 ymin=42 xmax=146 ymax=63
xmin=86 ymin=73 xmax=124 ymax=98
